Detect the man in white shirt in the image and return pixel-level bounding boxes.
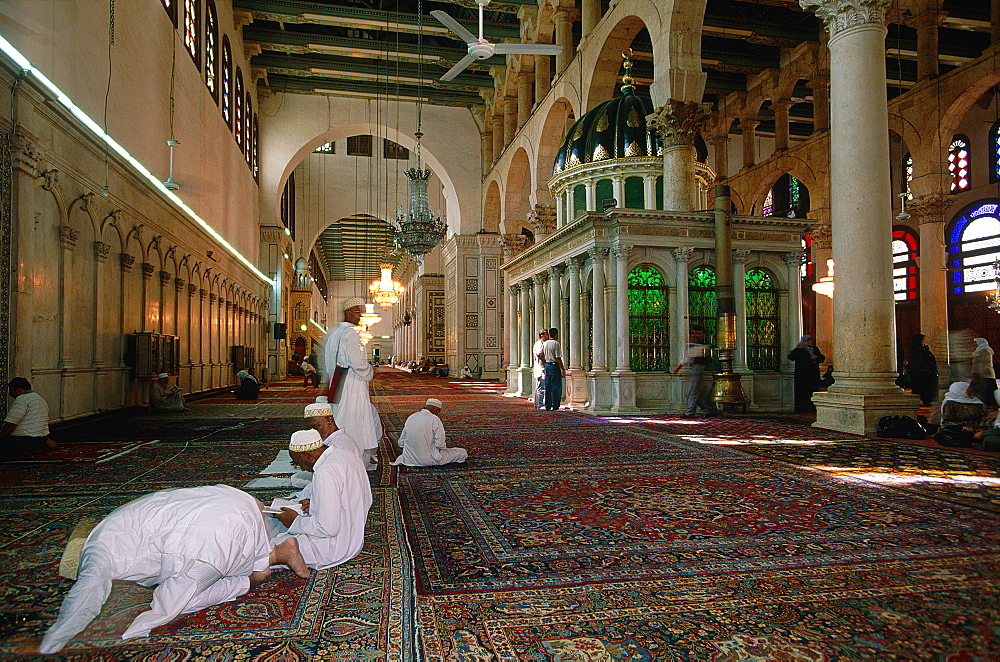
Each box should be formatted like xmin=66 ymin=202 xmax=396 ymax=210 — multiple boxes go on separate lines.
xmin=150 ymin=373 xmax=187 ymax=412
xmin=303 ymin=396 xmax=361 ymax=456
xmin=324 ymin=297 xmax=382 ymax=471
xmin=1 ymin=377 xmax=55 ymax=458
xmin=538 ymin=328 xmax=566 ymax=411
xmin=272 ymin=430 xmax=373 ymax=570
xmin=531 ymin=328 xmax=549 ymax=408
xmin=391 ymin=398 xmax=467 ymax=467
xmin=39 ymin=484 xmax=304 ymax=655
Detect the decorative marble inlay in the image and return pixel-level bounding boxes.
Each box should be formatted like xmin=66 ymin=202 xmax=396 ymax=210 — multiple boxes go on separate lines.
xmin=485 ymin=336 xmax=498 ymax=348
xmin=486 ymin=297 xmax=496 ymax=309
xmin=466 ymin=278 xmax=478 ymax=292
xmin=485 ymin=257 xmax=498 ymax=270
xmin=466 ymin=313 xmax=478 ymax=328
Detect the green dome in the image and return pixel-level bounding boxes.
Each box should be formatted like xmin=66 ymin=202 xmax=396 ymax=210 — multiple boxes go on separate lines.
xmin=553 ymin=85 xmax=661 ymax=176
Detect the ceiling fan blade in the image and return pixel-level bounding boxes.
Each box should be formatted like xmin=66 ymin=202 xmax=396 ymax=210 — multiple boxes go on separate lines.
xmin=493 ymin=43 xmax=563 ymax=55
xmin=430 ymin=10 xmax=478 ymax=44
xmin=440 ymin=54 xmax=477 ymax=81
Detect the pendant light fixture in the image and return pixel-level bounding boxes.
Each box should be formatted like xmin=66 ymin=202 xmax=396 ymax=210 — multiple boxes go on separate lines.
xmin=370 ymin=263 xmax=404 ymax=308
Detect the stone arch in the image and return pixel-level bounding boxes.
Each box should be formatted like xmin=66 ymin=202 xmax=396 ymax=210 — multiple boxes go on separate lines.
xmin=484 ymin=180 xmax=502 ymax=233
xmin=536 ymin=97 xmax=577 ymax=194
xmin=505 ymin=148 xmax=532 ymax=228
xmin=68 ymin=193 xmax=99 ymax=239
xmin=584 ymin=15 xmax=650 ymax=111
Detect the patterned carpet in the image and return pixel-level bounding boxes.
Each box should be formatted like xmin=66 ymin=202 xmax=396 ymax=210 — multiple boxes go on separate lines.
xmin=3 ymin=369 xmax=1000 ymax=659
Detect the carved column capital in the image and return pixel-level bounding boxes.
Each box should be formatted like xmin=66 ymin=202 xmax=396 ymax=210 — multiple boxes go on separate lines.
xmin=799 ymin=0 xmax=890 ymax=38
xmin=13 ymin=129 xmax=42 ymax=175
xmin=782 ymin=250 xmax=805 ymax=266
xmin=37 ymin=169 xmax=60 ymax=191
xmin=908 ymin=193 xmax=952 ymax=225
xmin=188 ymin=283 xmax=198 ymax=297
xmin=499 ymin=233 xmax=529 ymax=257
xmin=508 ymin=284 xmax=520 ymax=296
xmin=732 ymin=249 xmax=752 ymax=264
xmin=646 ymin=100 xmax=712 ymax=148
xmin=141 ymin=262 xmax=155 ymax=279
xmin=174 ymin=277 xmax=185 ymax=292
xmin=672 ymin=246 xmax=694 ymax=263
xmin=612 ymin=243 xmax=633 ymax=260
xmin=119 ymin=253 xmax=135 ymax=272
xmin=568 ymin=254 xmax=586 ymax=272
xmin=810 ymin=223 xmax=832 ymax=250
xmin=200 ymin=288 xmax=208 ymax=299
xmin=547 ymin=265 xmax=563 ymax=279
xmin=58 ymin=225 xmax=79 ymax=250
xmin=158 ymin=270 xmax=171 ymax=286
xmin=93 ymin=240 xmax=109 ymax=262
xmin=528 ymin=204 xmax=557 ymax=238
xmin=587 ymin=247 xmax=609 ymax=262
xmin=532 ymin=273 xmax=547 ymax=286
xmin=209 ymin=293 xmax=217 ymax=304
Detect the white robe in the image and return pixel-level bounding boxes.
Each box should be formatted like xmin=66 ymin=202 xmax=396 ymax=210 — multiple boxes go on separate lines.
xmin=391 ymin=409 xmax=468 ymax=466
xmin=40 ymin=485 xmax=271 ymax=654
xmin=323 ymin=322 xmax=381 ymax=451
xmin=274 ymin=447 xmax=372 ymax=570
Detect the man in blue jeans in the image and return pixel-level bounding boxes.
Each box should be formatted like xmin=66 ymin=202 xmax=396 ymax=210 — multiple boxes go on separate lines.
xmin=538 ymin=328 xmax=566 ymax=411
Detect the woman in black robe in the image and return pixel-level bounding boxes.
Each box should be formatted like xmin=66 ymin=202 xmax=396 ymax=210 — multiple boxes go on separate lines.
xmin=788 ymin=335 xmax=825 ymax=413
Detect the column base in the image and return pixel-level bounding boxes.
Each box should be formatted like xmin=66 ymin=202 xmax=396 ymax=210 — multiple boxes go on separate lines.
xmin=506 ymin=367 xmax=535 ymax=399
xmin=812 ymin=390 xmax=922 ymax=437
xmin=567 ymin=368 xmax=588 ymax=409
xmin=611 ymin=370 xmax=639 ymax=413
xmin=586 ymin=370 xmax=614 ymax=414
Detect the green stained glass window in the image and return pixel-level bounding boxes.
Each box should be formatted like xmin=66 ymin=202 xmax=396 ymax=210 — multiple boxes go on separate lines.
xmin=688 ymin=264 xmax=717 ymax=342
xmin=745 ymin=268 xmax=780 ymax=371
xmin=624 ymin=176 xmax=645 ymax=209
xmin=628 ymin=265 xmax=669 ymax=371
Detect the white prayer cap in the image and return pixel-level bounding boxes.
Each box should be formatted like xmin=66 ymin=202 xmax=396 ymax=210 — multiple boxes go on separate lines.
xmin=304 ymin=395 xmax=333 ymax=418
xmin=157 ymin=373 xmax=169 ymax=379
xmin=289 ymin=429 xmax=324 ymax=452
xmin=343 ymin=296 xmax=365 ymax=311
xmin=425 ymin=398 xmax=443 ymax=409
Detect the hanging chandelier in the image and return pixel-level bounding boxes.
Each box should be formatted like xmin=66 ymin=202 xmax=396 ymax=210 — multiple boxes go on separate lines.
xmin=369 ymin=263 xmax=404 ymax=309
xmin=394 ymin=167 xmax=447 ymax=261
xmin=359 ymin=329 xmax=373 ymax=346
xmin=359 ymin=302 xmax=382 ymax=328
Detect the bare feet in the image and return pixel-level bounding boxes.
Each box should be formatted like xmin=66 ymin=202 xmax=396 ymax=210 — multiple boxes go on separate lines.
xmin=249 ymin=568 xmax=272 ymax=588
xmin=270 ymin=538 xmax=310 ymax=578
xmin=44 ymin=438 xmax=58 ymax=449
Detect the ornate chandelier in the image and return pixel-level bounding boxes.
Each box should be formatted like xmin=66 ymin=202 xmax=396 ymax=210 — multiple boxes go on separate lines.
xmin=393 ymin=167 xmax=447 ymax=261
xmin=359 ymin=329 xmax=373 ymax=346
xmin=369 ymin=264 xmax=404 ymax=309
xmin=359 ymin=302 xmax=382 ymax=328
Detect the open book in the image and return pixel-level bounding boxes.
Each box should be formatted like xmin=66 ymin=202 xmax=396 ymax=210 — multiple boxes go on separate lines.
xmin=262 ymin=498 xmax=304 ymax=516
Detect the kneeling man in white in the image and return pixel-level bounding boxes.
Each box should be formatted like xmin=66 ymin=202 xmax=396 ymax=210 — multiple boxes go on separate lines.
xmin=392 ymin=398 xmax=467 ymax=466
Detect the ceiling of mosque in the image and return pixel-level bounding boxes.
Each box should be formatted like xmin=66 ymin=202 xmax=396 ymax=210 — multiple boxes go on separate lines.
xmin=315 ymin=214 xmax=400 ymax=281
xmin=241 ymin=0 xmax=991 ymax=116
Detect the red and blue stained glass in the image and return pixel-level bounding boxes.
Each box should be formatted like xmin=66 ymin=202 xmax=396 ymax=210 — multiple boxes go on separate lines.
xmin=948 ymin=136 xmax=970 ymax=192
xmin=891 ymin=228 xmax=918 ymax=301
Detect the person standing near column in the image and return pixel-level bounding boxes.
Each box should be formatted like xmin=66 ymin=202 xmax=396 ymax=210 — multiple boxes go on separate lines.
xmin=539 ymin=328 xmax=566 ymax=411
xmin=324 ymin=297 xmax=382 ymax=471
xmin=675 ymin=326 xmax=719 ymax=417
xmin=531 ymin=328 xmax=549 ymax=408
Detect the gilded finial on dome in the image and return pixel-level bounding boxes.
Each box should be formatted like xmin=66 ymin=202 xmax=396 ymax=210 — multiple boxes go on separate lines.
xmin=620 ymin=48 xmax=635 ymax=95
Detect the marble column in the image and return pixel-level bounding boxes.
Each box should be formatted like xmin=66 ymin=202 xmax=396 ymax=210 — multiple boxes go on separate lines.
xmin=492 ymin=114 xmax=504 ymax=161
xmin=733 ymin=250 xmax=751 ymax=371
xmin=810 ymin=221 xmax=834 ymax=366
xmin=672 ymin=247 xmax=694 ymax=368
xmin=740 ymin=119 xmax=760 ymax=168
xmin=482 ymin=130 xmax=494 ymax=171
xmin=507 ymin=283 xmax=520 ymax=370
xmin=534 ymin=50 xmax=551 ymax=102
xmin=710 ymin=136 xmax=729 ymax=179
xmin=611 ymin=244 xmax=637 ymax=412
xmin=771 ymin=100 xmax=793 ymax=152
xmin=581 ymin=0 xmax=601 ymax=38
xmin=647 ymin=100 xmax=711 ymax=212
xmin=782 ymin=251 xmax=805 ymax=369
xmin=910 ymin=193 xmax=951 ymax=365
xmin=588 ymin=248 xmax=612 ymax=411
xmin=554 ymin=10 xmax=576 ymax=74
xmin=517 ymin=72 xmax=534 ymax=128
xmin=532 ymin=273 xmax=546 ymax=336
xmin=504 ymin=97 xmax=518 ymax=147
xmin=801 ymin=0 xmax=919 ymax=435
xmin=548 ymin=266 xmax=562 ymax=331
xmin=612 ymin=176 xmax=624 ymax=208
xmin=643 ymin=176 xmax=656 ymax=209
xmin=519 ymin=280 xmax=533 ymax=395
xmin=909 ymin=10 xmax=946 ymax=80
xmin=567 ymin=256 xmax=587 ymax=408
xmin=585 ymin=181 xmax=596 ymax=212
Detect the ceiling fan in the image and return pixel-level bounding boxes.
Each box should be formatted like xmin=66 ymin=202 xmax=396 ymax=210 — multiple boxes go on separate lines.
xmin=430 ymin=0 xmax=562 ymax=82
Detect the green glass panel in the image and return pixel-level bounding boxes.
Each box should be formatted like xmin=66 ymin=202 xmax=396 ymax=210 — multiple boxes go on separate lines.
xmin=596 ymin=179 xmax=613 ymax=206
xmin=627 ymin=265 xmax=669 ymax=371
xmin=573 ymin=185 xmax=587 ymax=217
xmin=744 ymin=268 xmax=780 ymax=371
xmin=688 ymin=266 xmax=718 ymax=369
xmin=624 ymin=176 xmax=644 ymax=209
xmin=655 ymin=176 xmax=663 ymax=210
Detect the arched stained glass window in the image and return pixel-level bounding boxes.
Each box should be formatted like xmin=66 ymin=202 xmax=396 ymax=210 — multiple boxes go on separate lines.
xmin=990 ymin=122 xmax=1000 ymax=185
xmin=903 ymin=153 xmax=914 ymax=200
xmin=801 ymin=235 xmax=813 ymax=281
xmin=183 ymin=0 xmax=200 ymax=67
xmin=252 ymin=114 xmax=259 ymax=180
xmin=788 ymin=176 xmax=800 ymax=208
xmin=234 ymin=68 xmax=244 ymax=149
xmin=244 ymin=92 xmax=253 ymax=164
xmin=745 ymin=268 xmax=780 ymax=371
xmin=762 ymin=189 xmax=774 ymax=216
xmin=628 ymin=265 xmax=669 ymax=371
xmin=948 ymin=135 xmax=970 ymax=193
xmin=892 ymin=228 xmax=918 ymax=301
xmin=204 ymin=0 xmax=218 ymax=103
xmin=688 ymin=266 xmax=717 ymax=347
xmin=947 ymin=200 xmax=1000 ymax=293
xmin=221 ymin=37 xmax=232 ymax=127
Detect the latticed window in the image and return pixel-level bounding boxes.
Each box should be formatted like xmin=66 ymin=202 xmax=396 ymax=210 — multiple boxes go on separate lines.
xmin=204 ymin=1 xmax=218 ymax=102
xmin=384 ymin=139 xmax=409 ymax=160
xmin=315 ymin=142 xmax=335 ymax=153
xmin=991 ymin=122 xmax=1000 ymax=184
xmin=221 ymin=38 xmax=232 ymax=127
xmin=745 ymin=268 xmax=780 ymax=370
xmin=234 ymin=68 xmax=244 ymax=149
xmin=688 ymin=266 xmax=717 ymax=345
xmin=183 ymin=0 xmax=200 ymax=67
xmin=904 ymin=153 xmax=914 ymax=200
xmin=892 ymin=228 xmax=918 ymax=301
xmin=948 ymin=135 xmax=970 ymax=192
xmin=628 ymin=265 xmax=670 ymax=371
xmin=947 ymin=201 xmax=1000 ymax=293
xmin=244 ymin=92 xmax=253 ymax=164
xmin=347 ymin=135 xmax=373 ymax=156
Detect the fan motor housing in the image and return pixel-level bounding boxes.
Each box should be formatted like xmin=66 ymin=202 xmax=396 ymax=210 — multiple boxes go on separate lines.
xmin=469 ymin=42 xmax=495 ymax=59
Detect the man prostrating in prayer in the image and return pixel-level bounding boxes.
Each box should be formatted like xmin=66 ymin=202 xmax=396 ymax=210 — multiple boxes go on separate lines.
xmin=39 ymin=484 xmax=308 ymax=655
xmin=270 ymin=430 xmax=373 ymax=570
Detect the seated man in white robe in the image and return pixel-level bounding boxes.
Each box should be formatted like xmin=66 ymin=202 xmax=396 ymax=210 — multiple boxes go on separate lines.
xmin=149 ymin=373 xmax=187 ymax=412
xmin=304 ymin=396 xmax=361 ymax=457
xmin=391 ymin=398 xmax=467 ymax=466
xmin=271 ymin=430 xmax=373 ymax=570
xmin=39 ymin=484 xmax=308 ymax=655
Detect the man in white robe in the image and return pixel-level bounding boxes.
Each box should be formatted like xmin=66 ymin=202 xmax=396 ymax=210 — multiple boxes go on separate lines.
xmin=324 ymin=297 xmax=382 ymax=471
xmin=150 ymin=373 xmax=187 ymax=412
xmin=39 ymin=485 xmax=308 ymax=654
xmin=304 ymin=396 xmax=361 ymax=457
xmin=272 ymin=430 xmax=373 ymax=570
xmin=391 ymin=398 xmax=467 ymax=466
xmin=531 ymin=329 xmax=549 ymax=408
